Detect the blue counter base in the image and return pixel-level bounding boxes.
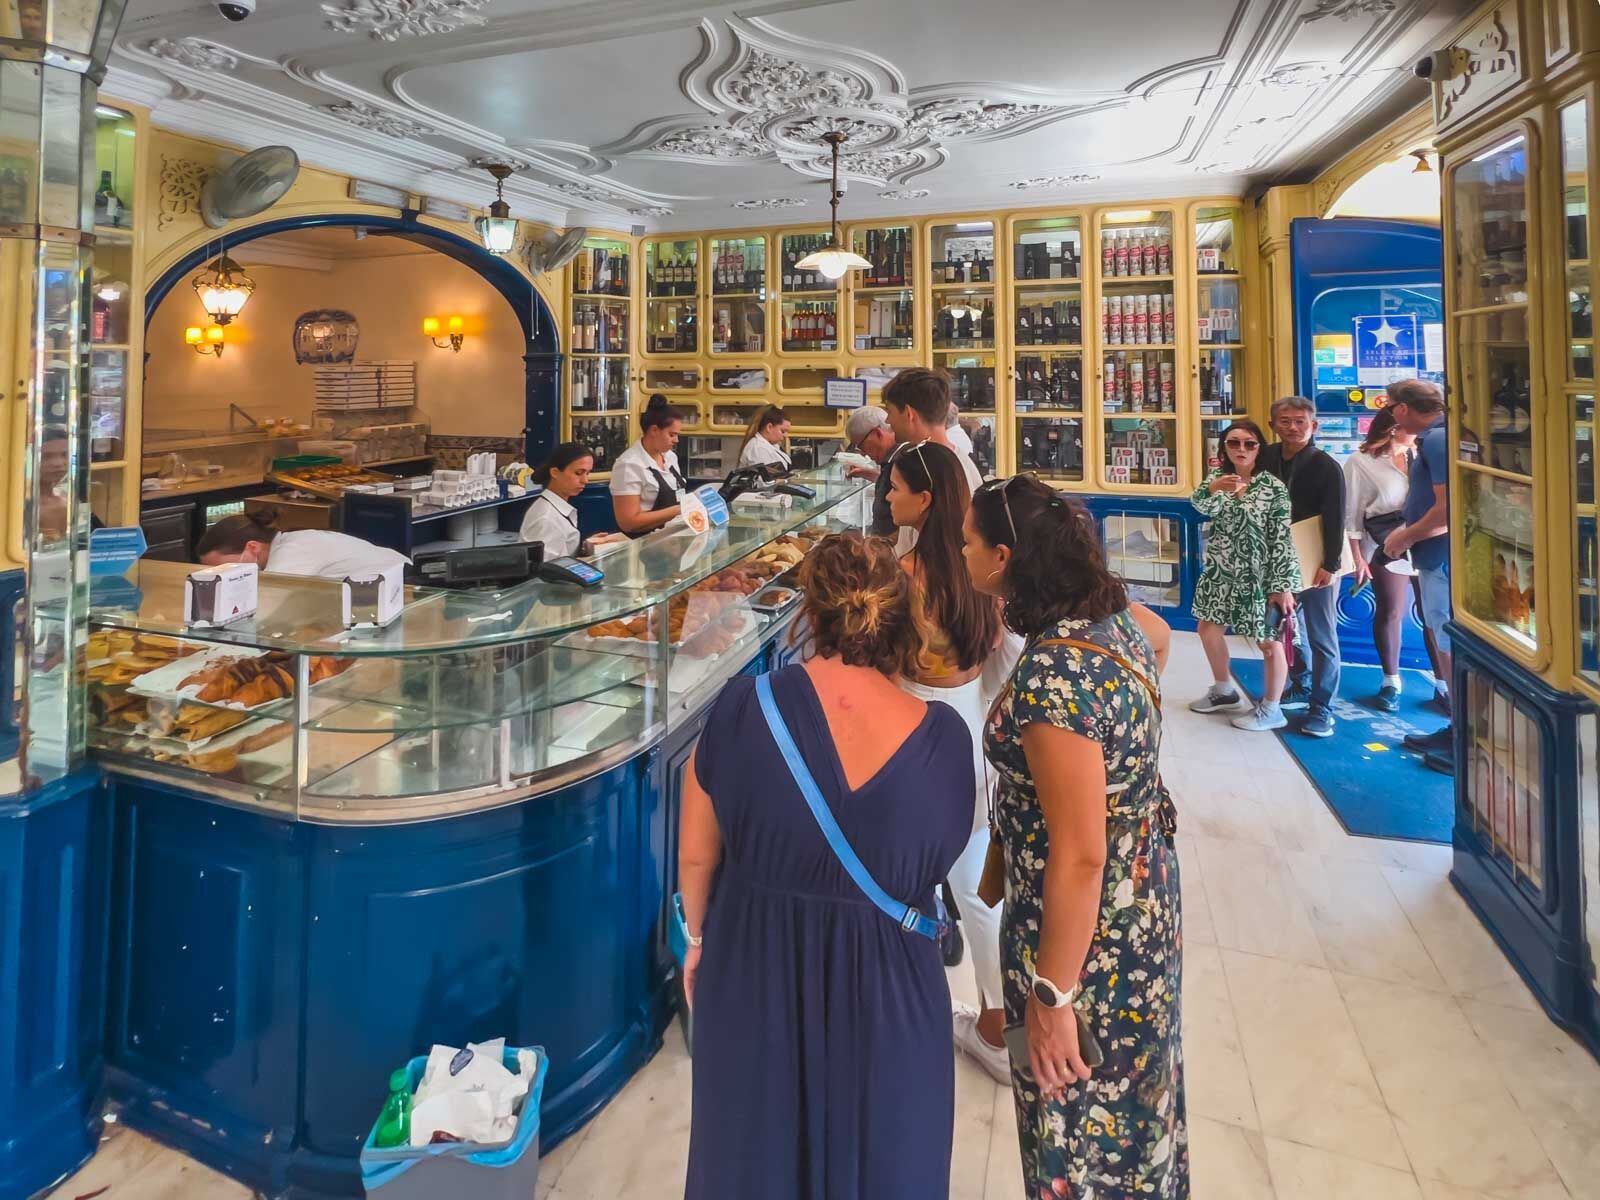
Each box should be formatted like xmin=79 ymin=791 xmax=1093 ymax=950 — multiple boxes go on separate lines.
xmin=0 ymin=771 xmax=110 ymax=1200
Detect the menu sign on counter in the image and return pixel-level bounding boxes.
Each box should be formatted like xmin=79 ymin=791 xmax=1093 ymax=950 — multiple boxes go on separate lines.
xmin=681 ymin=483 xmax=731 ymax=534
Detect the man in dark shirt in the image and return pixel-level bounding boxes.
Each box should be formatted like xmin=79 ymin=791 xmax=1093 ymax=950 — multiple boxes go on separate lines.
xmin=843 ymin=405 xmax=903 ymax=538
xmin=1259 ymin=396 xmax=1346 ymax=738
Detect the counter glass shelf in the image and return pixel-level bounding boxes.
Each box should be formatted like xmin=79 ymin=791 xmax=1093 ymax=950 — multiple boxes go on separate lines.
xmin=708 ymin=235 xmax=767 ymax=356
xmin=87 ymin=468 xmax=871 ymax=822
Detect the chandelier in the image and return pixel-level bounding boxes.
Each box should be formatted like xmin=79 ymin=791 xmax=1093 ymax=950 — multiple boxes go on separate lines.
xmin=795 ymin=131 xmax=872 ymax=281
xmin=191 ymin=253 xmax=255 ymax=325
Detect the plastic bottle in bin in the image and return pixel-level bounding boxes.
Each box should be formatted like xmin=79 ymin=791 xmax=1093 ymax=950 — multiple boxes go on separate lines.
xmin=374 ymin=1068 xmax=413 ymax=1148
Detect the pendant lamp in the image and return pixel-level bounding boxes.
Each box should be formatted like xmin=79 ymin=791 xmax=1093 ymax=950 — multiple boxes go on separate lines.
xmin=475 ymin=163 xmax=518 ymax=255
xmin=795 ymin=131 xmax=873 ymax=281
xmin=191 ymin=252 xmax=255 ymax=325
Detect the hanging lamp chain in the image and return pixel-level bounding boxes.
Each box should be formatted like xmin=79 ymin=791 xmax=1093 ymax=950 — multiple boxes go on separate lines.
xmin=824 ymin=130 xmax=846 ymax=249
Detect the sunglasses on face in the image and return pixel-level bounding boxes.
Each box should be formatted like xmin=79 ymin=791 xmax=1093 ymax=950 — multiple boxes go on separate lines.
xmin=1225 ymin=438 xmax=1259 ymax=450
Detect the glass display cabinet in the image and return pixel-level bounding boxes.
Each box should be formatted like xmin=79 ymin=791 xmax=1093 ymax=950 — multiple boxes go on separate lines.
xmin=1008 ymin=213 xmax=1085 ymax=482
xmin=1194 ymin=205 xmax=1247 ymax=478
xmin=1097 ymin=207 xmax=1179 ymax=491
xmin=848 ymin=223 xmax=916 ymax=354
xmin=642 ymin=366 xmax=700 ymax=394
xmin=707 ymin=234 xmax=767 ymax=356
xmin=88 ymin=469 xmax=871 ymax=819
xmin=777 ymin=230 xmax=840 ymax=357
xmin=1450 ymin=131 xmax=1537 ymax=653
xmin=90 ymin=104 xmax=137 ymax=526
xmin=1565 ymin=101 xmax=1599 ymax=684
xmin=569 ymin=235 xmax=636 ymax=463
xmin=644 ymin=237 xmax=700 ymax=357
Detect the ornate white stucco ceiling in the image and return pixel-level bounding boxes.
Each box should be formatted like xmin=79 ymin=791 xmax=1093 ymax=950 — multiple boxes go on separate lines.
xmin=104 ymin=0 xmax=1473 ymax=233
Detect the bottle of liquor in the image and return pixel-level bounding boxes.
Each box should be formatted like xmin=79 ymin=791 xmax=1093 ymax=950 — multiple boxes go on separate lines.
xmin=94 ymin=170 xmax=122 ymax=226
xmin=980 ymin=305 xmax=995 ymax=342
xmin=823 ymin=306 xmax=836 ymax=344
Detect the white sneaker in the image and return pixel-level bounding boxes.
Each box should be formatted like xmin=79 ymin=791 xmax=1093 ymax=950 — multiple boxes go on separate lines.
xmin=1188 ymin=687 xmax=1245 ymax=713
xmin=953 ymin=1003 xmax=1014 ymax=1085
xmin=1231 ymin=703 xmax=1287 ymax=732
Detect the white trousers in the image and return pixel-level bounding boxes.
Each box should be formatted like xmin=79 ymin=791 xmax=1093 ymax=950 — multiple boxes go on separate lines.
xmin=899 ymin=674 xmax=1004 ymax=1011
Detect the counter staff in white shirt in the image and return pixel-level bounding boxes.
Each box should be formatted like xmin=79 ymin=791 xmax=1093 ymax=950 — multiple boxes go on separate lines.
xmin=196 ymin=512 xmax=410 ymax=579
xmin=737 ymin=404 xmax=792 ymax=472
xmin=611 ymin=395 xmax=688 ymax=537
xmin=519 ymin=442 xmax=628 ymax=558
xmin=882 ymin=367 xmax=985 ymax=555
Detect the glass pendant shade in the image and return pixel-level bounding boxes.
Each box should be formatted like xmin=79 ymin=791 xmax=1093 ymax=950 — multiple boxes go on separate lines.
xmin=476 ymin=168 xmax=518 ymax=256
xmin=796 ymin=240 xmax=872 ymax=280
xmin=191 ymin=254 xmax=255 ymax=324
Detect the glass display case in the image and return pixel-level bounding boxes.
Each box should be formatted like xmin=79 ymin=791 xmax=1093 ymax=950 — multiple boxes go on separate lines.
xmin=1565 ymin=101 xmax=1598 ymax=685
xmin=1462 ymin=667 xmax=1546 ymax=894
xmin=569 ymin=236 xmax=635 ymax=455
xmin=849 ymin=223 xmax=916 ymax=354
xmin=1195 ymin=205 xmax=1247 ymax=478
xmin=644 ymin=237 xmax=700 ymax=357
xmin=1008 ymin=213 xmax=1085 ymax=482
xmin=710 ymin=366 xmax=769 ymax=392
xmin=643 ymin=366 xmax=700 ymax=393
xmin=1098 ymin=208 xmax=1178 ymax=490
xmin=708 ymin=234 xmax=767 ymax=355
xmin=90 ymin=105 xmax=137 ymax=525
xmin=140 ymin=429 xmax=302 ymax=499
xmin=1101 ymin=509 xmax=1182 ymax=608
xmin=88 ymin=468 xmax=870 ymax=820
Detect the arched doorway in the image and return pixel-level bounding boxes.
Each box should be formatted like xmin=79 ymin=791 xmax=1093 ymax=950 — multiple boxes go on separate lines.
xmin=145 ymin=212 xmax=562 ymax=463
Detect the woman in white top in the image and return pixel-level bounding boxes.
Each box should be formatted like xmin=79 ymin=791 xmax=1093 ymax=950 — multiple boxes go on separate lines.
xmin=196 ymin=512 xmax=410 ymax=578
xmin=611 ymin=395 xmax=687 ymax=537
xmin=519 ymin=442 xmax=627 ymax=558
xmin=1343 ymin=407 xmax=1434 ymax=712
xmin=737 ymin=404 xmax=792 ymax=472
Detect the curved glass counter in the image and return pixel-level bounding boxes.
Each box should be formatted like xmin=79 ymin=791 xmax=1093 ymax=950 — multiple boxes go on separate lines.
xmin=87 ymin=466 xmax=869 ymax=823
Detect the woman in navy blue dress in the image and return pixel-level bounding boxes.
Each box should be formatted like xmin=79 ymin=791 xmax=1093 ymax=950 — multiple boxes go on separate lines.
xmin=679 ymin=532 xmax=975 ymax=1200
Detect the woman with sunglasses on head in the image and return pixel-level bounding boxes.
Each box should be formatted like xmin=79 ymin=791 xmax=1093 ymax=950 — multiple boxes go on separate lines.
xmin=886 ymin=439 xmax=1011 ymax=1083
xmin=963 ymin=475 xmax=1185 ymax=1199
xmin=1189 ymin=419 xmax=1302 ymax=730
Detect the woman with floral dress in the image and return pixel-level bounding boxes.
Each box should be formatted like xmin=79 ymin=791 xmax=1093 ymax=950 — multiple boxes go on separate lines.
xmin=963 ymin=475 xmax=1188 ymax=1199
xmin=1188 ymin=419 xmax=1302 ymax=732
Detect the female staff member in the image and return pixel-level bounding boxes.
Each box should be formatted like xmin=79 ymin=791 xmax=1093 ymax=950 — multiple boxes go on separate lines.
xmin=885 ymin=441 xmax=1009 ymax=1084
xmin=519 ymin=442 xmax=627 ymax=558
xmin=737 ymin=405 xmax=792 ymax=472
xmin=963 ymin=476 xmax=1187 ymax=1199
xmin=197 ymin=512 xmax=408 ymax=578
xmin=611 ymin=395 xmax=687 ymax=536
xmin=1189 ymin=418 xmax=1301 ymax=731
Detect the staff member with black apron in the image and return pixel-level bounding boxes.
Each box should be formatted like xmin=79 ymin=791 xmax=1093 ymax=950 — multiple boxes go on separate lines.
xmin=611 ymin=395 xmax=687 ymax=537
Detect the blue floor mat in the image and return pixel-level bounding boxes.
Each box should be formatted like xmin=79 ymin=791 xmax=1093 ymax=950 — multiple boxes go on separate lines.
xmin=1228 ymin=658 xmax=1454 ymax=844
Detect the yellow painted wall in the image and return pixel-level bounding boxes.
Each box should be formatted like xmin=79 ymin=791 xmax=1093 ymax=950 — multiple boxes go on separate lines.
xmin=146 ymin=250 xmax=530 ymax=439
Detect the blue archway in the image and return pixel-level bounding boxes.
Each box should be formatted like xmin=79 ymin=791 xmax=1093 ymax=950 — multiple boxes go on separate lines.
xmin=146 ymin=211 xmax=562 ymax=461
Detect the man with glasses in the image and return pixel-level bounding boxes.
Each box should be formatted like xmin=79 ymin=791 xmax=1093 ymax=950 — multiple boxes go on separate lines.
xmin=843 ymin=405 xmax=903 ymax=537
xmin=1259 ymin=396 xmax=1347 ymax=738
xmin=1383 ymin=379 xmax=1454 ymax=772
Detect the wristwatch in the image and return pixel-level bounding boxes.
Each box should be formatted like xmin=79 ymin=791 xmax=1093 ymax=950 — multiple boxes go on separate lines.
xmin=1031 ymin=973 xmax=1077 ymax=1009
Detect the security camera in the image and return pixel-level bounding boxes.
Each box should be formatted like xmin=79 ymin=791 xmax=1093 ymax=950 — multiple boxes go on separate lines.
xmin=1415 ymin=47 xmax=1469 ymax=80
xmin=215 ymin=0 xmax=254 ymax=22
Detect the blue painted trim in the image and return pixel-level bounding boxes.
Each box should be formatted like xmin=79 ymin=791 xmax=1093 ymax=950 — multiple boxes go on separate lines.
xmin=0 ymin=569 xmax=23 ymax=763
xmin=1446 ymin=625 xmax=1600 ymax=1062
xmin=144 ymin=213 xmax=564 ymax=464
xmin=1076 ymin=494 xmax=1204 ymax=632
xmin=0 ymin=770 xmax=110 ymax=1200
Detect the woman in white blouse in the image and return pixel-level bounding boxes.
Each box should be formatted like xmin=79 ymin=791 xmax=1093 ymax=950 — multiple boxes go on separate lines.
xmin=737 ymin=404 xmax=792 ymax=472
xmin=520 ymin=442 xmax=627 ymax=558
xmin=611 ymin=395 xmax=687 ymax=536
xmin=1343 ymin=407 xmax=1432 ymax=712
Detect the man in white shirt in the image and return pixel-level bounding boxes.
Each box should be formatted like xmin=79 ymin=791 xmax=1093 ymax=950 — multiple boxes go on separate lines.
xmin=197 ymin=514 xmax=409 ymax=579
xmin=882 ymin=368 xmax=984 ymax=554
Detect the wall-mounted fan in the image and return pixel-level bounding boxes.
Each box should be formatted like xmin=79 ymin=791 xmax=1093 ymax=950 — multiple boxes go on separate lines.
xmin=201 ymin=146 xmax=301 ymax=229
xmin=524 ymin=226 xmax=587 ymax=275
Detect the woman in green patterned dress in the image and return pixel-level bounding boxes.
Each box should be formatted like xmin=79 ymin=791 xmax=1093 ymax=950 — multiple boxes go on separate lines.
xmin=964 ymin=476 xmax=1188 ymax=1199
xmin=1189 ymin=419 xmax=1302 ymax=732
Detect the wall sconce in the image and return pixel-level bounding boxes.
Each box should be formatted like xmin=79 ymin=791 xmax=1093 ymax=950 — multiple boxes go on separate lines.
xmin=423 ymin=315 xmax=465 ymax=352
xmin=185 ymin=324 xmax=226 ymax=357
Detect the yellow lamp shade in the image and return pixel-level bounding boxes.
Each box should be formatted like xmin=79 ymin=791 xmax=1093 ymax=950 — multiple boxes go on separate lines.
xmin=205 ymin=324 xmax=225 ymax=344
xmin=447 ymin=315 xmax=465 ymax=334
xmin=422 ymin=316 xmax=441 ymax=337
xmin=185 ymin=326 xmax=204 ymax=345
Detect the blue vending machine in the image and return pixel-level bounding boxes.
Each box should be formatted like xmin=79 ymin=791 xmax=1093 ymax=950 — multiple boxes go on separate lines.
xmin=1291 ymin=217 xmax=1445 ymax=670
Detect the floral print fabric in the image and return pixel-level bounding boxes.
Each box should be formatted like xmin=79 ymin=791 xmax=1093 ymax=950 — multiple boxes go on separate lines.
xmin=985 ymin=609 xmax=1189 ymax=1199
xmin=1190 ymin=469 xmax=1301 ymax=643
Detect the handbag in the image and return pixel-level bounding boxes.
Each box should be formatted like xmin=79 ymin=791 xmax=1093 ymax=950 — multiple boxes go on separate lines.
xmin=976 ymin=634 xmax=1167 ymax=910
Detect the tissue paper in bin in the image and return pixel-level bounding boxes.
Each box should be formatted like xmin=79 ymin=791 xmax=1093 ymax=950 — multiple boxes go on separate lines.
xmin=409 ymin=1038 xmax=538 ymax=1147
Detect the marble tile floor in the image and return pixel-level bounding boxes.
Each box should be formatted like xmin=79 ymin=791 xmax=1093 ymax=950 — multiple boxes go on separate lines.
xmin=48 ymin=634 xmax=1600 ymax=1200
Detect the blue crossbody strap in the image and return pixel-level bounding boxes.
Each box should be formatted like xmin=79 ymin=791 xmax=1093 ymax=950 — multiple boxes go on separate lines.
xmin=754 ymin=673 xmax=942 ymax=942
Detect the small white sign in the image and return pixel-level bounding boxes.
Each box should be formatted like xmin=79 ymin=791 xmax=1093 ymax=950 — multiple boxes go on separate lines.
xmin=824 ymin=377 xmax=869 ymax=409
